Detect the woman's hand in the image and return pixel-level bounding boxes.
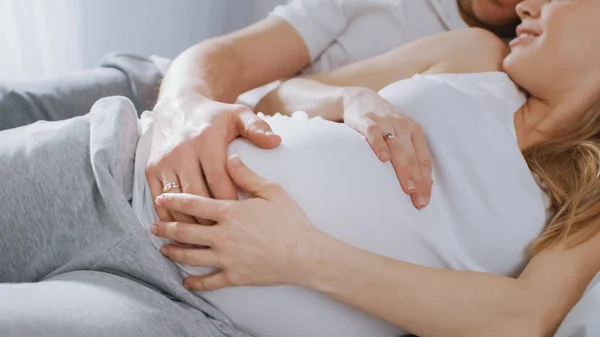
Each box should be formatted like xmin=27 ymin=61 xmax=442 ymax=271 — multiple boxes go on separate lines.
xmin=342 ymin=87 xmax=433 ymax=209
xmin=151 ymin=155 xmax=322 ymax=290
xmin=146 ymin=98 xmax=281 ymax=224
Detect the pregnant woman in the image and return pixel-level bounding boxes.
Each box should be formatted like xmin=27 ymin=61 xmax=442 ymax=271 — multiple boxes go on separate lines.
xmin=1 ymin=1 xmax=599 ymax=337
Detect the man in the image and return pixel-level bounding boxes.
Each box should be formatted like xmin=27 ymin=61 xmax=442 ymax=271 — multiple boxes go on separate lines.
xmin=146 ymin=0 xmax=522 ymax=223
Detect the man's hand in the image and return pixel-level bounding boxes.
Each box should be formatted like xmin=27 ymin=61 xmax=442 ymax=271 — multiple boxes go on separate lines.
xmin=343 ymin=87 xmax=433 ymax=209
xmin=145 ymin=98 xmax=281 ymax=223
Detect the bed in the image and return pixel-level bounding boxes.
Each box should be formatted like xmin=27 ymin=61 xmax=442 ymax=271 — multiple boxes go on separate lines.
xmin=0 ymin=52 xmax=598 ymax=337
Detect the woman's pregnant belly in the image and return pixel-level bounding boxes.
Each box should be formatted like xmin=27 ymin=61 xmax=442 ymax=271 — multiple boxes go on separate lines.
xmin=193 ymin=113 xmax=447 ymax=337
xmin=133 ymin=73 xmax=548 ymax=337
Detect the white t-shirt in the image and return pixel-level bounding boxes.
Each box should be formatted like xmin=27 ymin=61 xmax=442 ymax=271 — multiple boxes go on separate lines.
xmin=157 ymin=0 xmax=468 ymax=107
xmin=154 ymin=0 xmax=466 ymax=78
xmin=237 ymin=0 xmax=468 ymax=107
xmin=132 ymin=72 xmax=552 ymax=336
xmin=271 ymin=0 xmax=468 ymax=74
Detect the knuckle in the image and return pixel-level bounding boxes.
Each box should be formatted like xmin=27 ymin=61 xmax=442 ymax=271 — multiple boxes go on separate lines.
xmin=163 ymin=221 xmax=175 ymax=237
xmin=250 ymin=117 xmax=269 ymax=129
xmin=364 ymin=111 xmax=378 ymax=120
xmin=413 ymin=177 xmax=424 ymax=185
xmin=406 ymin=155 xmax=419 ymax=167
xmin=398 ymin=165 xmax=413 ymax=177
xmin=181 ymin=182 xmax=195 ymax=194
xmin=226 ymin=272 xmax=244 ymax=287
xmin=200 ymin=279 xmax=217 ymax=291
xmin=170 ymin=143 xmax=190 ymax=159
xmin=182 ymin=249 xmax=195 ymax=265
xmin=424 ymin=178 xmax=434 ymax=188
xmin=173 ymin=223 xmax=186 ymax=241
xmin=391 ymin=113 xmax=406 ymax=123
xmin=412 ymin=172 xmax=424 ymax=184
xmin=420 ymin=158 xmax=433 ymax=169
xmin=395 ymin=123 xmax=410 ymax=135
xmin=181 ymin=196 xmax=195 ymax=213
xmin=212 ymin=232 xmax=229 ymax=248
xmin=373 ymin=139 xmax=386 ymax=151
xmin=264 ymin=181 xmax=283 ymax=194
xmin=399 ymin=172 xmax=413 ymax=182
xmin=223 ymin=237 xmax=239 ymax=251
xmin=215 ymin=203 xmax=232 ymax=219
xmin=232 ymin=104 xmax=250 ymax=114
xmin=205 ymin=169 xmax=227 ymax=187
xmin=154 ymin=222 xmax=166 ymax=237
xmin=364 ymin=123 xmax=380 ymax=135
xmin=186 ymin=278 xmax=203 ymax=290
xmin=144 ymin=166 xmax=156 ymax=177
xmin=214 ymin=233 xmax=238 ymax=252
xmin=412 ymin=122 xmax=424 ymax=134
xmin=194 ymin=127 xmax=211 ymax=143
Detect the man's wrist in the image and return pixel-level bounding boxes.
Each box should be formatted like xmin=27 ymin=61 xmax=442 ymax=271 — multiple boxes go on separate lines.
xmin=154 ymin=89 xmax=211 ymax=111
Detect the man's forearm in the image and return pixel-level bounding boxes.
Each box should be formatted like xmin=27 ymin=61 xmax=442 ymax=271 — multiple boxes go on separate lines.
xmin=156 ymin=17 xmax=311 ymax=110
xmin=157 ymin=38 xmax=244 ymax=106
xmin=297 ymin=233 xmax=547 ymax=337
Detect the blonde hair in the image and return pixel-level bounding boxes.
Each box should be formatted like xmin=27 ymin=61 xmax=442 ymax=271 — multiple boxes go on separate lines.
xmin=525 ymin=100 xmax=600 ymax=254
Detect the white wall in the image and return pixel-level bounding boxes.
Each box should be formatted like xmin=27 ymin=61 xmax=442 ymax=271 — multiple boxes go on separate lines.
xmin=73 ymin=0 xmax=287 ymax=68
xmin=0 ymin=0 xmax=287 ymax=80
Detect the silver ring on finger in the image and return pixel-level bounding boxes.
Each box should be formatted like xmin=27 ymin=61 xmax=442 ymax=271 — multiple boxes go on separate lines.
xmin=162 ymin=181 xmax=181 ymax=193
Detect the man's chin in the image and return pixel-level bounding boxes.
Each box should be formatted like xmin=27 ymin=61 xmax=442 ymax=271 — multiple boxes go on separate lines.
xmin=479 ymin=16 xmax=520 ymax=37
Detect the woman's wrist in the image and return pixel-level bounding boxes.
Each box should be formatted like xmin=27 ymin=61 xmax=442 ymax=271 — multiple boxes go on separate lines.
xmin=291 ymin=229 xmax=357 ymax=293
xmin=341 ymin=87 xmax=376 ymax=110
xmin=288 ymin=228 xmax=331 ymax=287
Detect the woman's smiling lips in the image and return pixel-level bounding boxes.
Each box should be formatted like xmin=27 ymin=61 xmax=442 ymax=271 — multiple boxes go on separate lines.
xmin=510 ymin=26 xmax=541 ymax=48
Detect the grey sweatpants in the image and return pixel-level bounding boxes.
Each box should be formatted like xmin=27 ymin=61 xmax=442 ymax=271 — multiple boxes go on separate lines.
xmin=0 ymin=53 xmax=163 ymax=131
xmin=0 ymin=97 xmax=250 ymax=337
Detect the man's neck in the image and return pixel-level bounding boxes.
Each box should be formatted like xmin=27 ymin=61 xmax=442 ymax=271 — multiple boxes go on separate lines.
xmin=457 ymin=0 xmax=518 ymax=38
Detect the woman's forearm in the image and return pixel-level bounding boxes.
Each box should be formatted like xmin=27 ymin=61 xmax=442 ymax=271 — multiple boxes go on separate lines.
xmin=255 ymin=78 xmax=347 ymax=121
xmin=256 ymin=29 xmax=512 ymax=120
xmin=297 ymin=233 xmax=547 ymax=337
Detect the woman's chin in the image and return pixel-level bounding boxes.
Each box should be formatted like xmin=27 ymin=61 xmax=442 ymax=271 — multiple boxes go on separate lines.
xmin=502 ymin=51 xmax=528 ymax=81
xmin=501 ymin=53 xmax=517 ymax=76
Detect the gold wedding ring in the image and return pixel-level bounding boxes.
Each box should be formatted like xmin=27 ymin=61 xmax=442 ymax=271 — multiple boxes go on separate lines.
xmin=384 ymin=132 xmax=397 ymax=140
xmin=162 ymin=181 xmax=181 ymax=193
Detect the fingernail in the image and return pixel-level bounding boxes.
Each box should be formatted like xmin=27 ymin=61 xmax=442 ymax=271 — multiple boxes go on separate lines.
xmin=229 ymin=155 xmax=243 ymax=167
xmin=380 ymin=150 xmax=390 ymax=161
xmin=406 ymin=180 xmax=417 ymax=191
xmin=160 ymin=246 xmax=169 ymax=256
xmin=150 ymin=224 xmax=158 ymax=235
xmin=417 ymin=195 xmax=428 ymax=207
xmin=265 ymin=131 xmax=276 ymax=137
xmin=155 ymin=195 xmax=165 ymax=206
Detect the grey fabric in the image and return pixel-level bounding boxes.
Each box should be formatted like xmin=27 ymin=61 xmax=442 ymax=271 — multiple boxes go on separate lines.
xmin=0 ymin=53 xmax=162 ymax=131
xmin=1 ymin=271 xmax=225 ymax=337
xmin=0 ymin=97 xmax=249 ymax=337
